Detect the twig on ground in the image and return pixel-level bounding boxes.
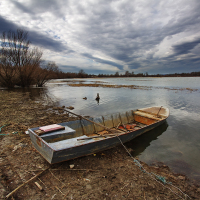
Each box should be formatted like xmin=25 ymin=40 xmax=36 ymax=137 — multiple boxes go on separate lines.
xmin=49 ymin=169 xmax=66 ymax=188
xmin=144 ymin=191 xmax=147 ymax=200
xmin=62 ymin=191 xmax=70 ymax=199
xmin=6 ymin=167 xmax=49 ymax=199
xmin=55 ymin=186 xmax=64 ymax=195
xmin=38 ymin=177 xmax=47 ymax=188
xmin=26 ymin=170 xmax=47 ymax=188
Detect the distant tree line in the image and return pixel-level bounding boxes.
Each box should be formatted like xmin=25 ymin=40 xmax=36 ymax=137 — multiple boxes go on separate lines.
xmin=97 ymin=71 xmax=147 ymax=77
xmin=56 ymin=69 xmax=93 ymax=79
xmin=149 ymin=71 xmax=200 ymax=77
xmin=96 ymin=71 xmax=200 ymax=78
xmin=54 ymin=70 xmax=200 ymax=79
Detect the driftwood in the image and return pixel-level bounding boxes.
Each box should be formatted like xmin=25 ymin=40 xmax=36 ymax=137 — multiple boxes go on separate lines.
xmin=6 ymin=168 xmax=49 ymax=198
xmin=34 ymin=182 xmax=43 ymax=191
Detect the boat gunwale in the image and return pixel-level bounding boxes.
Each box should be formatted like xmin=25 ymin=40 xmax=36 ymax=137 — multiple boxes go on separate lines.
xmin=28 ymin=106 xmax=169 ymax=152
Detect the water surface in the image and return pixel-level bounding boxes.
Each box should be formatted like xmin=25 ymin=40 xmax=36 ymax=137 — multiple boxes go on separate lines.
xmin=46 ymin=77 xmax=200 ymax=183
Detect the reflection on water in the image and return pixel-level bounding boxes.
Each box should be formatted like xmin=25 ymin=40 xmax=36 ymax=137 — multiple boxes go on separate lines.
xmin=8 ymin=87 xmax=47 ymax=100
xmin=166 ymin=159 xmax=200 ymax=183
xmin=125 ymin=121 xmax=168 ymax=157
xmin=8 ymin=87 xmax=57 ymax=106
xmin=95 ymin=98 xmax=100 ymax=105
xmin=95 ymin=93 xmax=100 ymax=104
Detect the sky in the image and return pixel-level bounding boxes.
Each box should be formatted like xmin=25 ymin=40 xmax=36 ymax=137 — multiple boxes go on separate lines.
xmin=0 ymin=0 xmax=200 ymax=75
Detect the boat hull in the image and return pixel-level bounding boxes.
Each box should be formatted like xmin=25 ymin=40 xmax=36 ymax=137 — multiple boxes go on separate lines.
xmin=28 ymin=106 xmax=169 ymax=164
xmin=51 ymin=119 xmax=166 ymax=164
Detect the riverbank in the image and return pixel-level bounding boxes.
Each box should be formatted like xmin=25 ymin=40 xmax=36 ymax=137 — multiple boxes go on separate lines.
xmin=0 ymin=90 xmax=199 ymax=199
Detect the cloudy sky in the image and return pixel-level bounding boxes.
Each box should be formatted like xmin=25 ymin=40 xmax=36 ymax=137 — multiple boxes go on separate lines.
xmin=0 ymin=0 xmax=200 ymax=75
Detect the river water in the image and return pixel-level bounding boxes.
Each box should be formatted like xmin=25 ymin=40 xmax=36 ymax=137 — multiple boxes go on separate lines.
xmin=45 ymin=77 xmax=200 ymax=182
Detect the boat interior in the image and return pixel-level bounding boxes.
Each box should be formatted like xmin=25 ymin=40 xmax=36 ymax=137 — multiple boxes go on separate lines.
xmin=31 ymin=107 xmax=168 ymax=149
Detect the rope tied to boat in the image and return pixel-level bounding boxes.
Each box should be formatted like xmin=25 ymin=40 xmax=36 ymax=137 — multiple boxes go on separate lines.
xmin=134 ymin=158 xmax=172 ymax=185
xmin=151 ymin=173 xmax=172 ymax=185
xmin=133 ymin=158 xmax=171 ymax=185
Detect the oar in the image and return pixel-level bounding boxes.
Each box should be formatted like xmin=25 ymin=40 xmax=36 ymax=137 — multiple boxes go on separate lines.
xmin=65 ymin=109 xmax=126 ymax=133
xmin=157 ymin=106 xmax=163 ymax=117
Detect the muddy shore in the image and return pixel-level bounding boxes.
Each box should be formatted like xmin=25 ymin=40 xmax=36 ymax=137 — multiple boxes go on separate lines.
xmin=0 ymin=90 xmax=199 ymax=199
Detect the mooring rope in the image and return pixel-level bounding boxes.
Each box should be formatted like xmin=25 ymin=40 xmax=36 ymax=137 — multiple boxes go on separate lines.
xmin=116 ymin=135 xmax=191 ymax=200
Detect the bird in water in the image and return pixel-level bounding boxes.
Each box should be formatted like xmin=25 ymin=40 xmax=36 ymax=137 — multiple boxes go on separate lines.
xmin=95 ymin=93 xmax=100 ymax=101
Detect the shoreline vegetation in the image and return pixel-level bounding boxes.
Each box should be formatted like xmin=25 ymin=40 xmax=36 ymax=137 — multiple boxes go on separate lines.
xmin=0 ymin=90 xmax=200 ymax=199
xmin=67 ymin=82 xmax=198 ymax=92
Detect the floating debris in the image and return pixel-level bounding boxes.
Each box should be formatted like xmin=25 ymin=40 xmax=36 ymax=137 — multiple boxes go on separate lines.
xmin=66 ymin=106 xmax=74 ymax=110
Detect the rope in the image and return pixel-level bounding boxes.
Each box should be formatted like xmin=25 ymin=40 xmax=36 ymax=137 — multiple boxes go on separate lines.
xmin=151 ymin=172 xmax=171 ymax=184
xmin=0 ymin=124 xmax=7 ymax=132
xmin=0 ymin=124 xmax=19 ymax=136
xmin=0 ymin=133 xmax=9 ymax=136
xmin=0 ymin=124 xmax=10 ymax=135
xmin=115 ymin=134 xmax=191 ymax=199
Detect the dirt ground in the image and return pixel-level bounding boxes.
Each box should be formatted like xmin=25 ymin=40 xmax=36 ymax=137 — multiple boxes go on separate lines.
xmin=0 ymin=90 xmax=200 ymax=200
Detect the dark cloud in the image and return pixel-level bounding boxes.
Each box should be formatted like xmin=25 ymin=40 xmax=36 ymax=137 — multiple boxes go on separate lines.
xmin=10 ymin=0 xmax=34 ymax=15
xmin=9 ymin=0 xmax=67 ymax=18
xmin=82 ymin=53 xmax=124 ymax=70
xmin=162 ymin=4 xmax=200 ymax=37
xmin=172 ymin=38 xmax=200 ymax=55
xmin=59 ymin=64 xmax=117 ymax=74
xmin=72 ymin=6 xmax=161 ymax=68
xmin=73 ymin=1 xmax=200 ymax=73
xmin=28 ymin=31 xmax=73 ymax=53
xmin=0 ymin=16 xmax=72 ymax=53
xmin=0 ymin=16 xmax=20 ymax=32
xmin=59 ymin=65 xmax=81 ymax=73
xmin=128 ymin=63 xmax=141 ymax=70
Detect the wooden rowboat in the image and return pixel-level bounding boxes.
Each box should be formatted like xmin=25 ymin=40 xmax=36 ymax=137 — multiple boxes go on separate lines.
xmin=28 ymin=106 xmax=169 ymax=164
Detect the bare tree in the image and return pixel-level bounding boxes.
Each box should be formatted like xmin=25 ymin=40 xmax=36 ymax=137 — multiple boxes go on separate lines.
xmin=125 ymin=70 xmax=131 ymax=77
xmin=46 ymin=61 xmax=59 ymax=73
xmin=0 ymin=58 xmax=18 ymax=88
xmin=35 ymin=67 xmax=50 ymax=87
xmin=0 ymin=29 xmax=43 ymax=88
xmin=35 ymin=61 xmax=60 ymax=87
xmin=78 ymin=69 xmax=88 ymax=78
